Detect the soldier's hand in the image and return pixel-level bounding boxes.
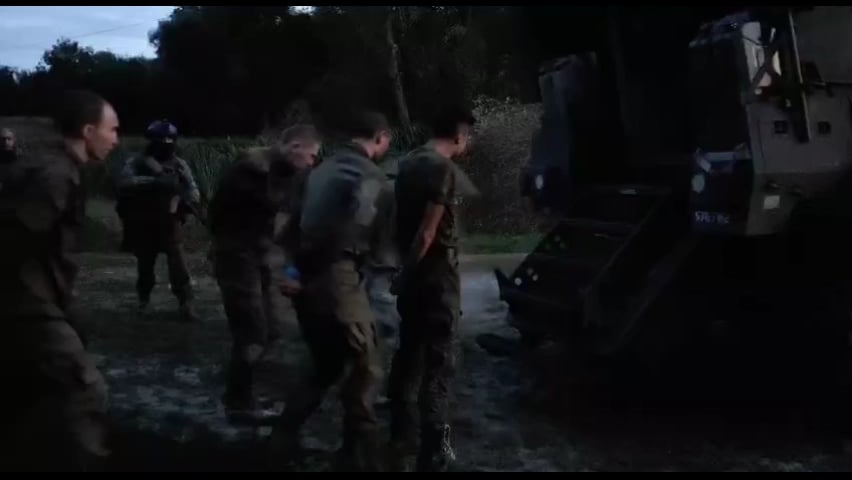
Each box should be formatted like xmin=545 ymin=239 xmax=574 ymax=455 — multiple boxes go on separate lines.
xmin=389 ymin=269 xmax=406 ymax=296
xmin=156 ymin=173 xmax=181 ymax=192
xmin=197 ymin=203 xmax=208 ymax=222
xmin=279 ymin=278 xmax=302 ymax=297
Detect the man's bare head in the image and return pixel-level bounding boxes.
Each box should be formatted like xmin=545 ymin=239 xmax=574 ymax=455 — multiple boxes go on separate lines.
xmin=343 ymin=110 xmax=392 ymax=161
xmin=53 ymin=89 xmax=120 ymax=164
xmin=430 ymin=105 xmax=477 ymax=159
xmin=279 ymin=124 xmax=321 ymax=170
xmin=1 ymin=128 xmax=14 ymax=152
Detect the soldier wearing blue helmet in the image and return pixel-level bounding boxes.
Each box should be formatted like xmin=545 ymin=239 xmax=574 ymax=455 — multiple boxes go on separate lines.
xmin=115 ymin=119 xmax=201 ymax=322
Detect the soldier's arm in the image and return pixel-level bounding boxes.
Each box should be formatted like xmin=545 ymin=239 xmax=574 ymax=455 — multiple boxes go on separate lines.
xmin=405 ymin=204 xmax=445 ymax=266
xmin=11 ymin=170 xmax=71 ymax=249
xmin=176 ymin=157 xmax=201 ymax=204
xmin=401 ymin=161 xmax=454 ymax=268
xmin=116 ymin=156 xmax=173 ymax=192
xmin=207 ymin=160 xmax=267 ymax=233
xmin=206 ymin=161 xmax=240 ymax=233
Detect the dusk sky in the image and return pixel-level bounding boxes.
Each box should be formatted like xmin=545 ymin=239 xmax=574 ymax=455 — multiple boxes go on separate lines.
xmin=0 ymin=6 xmax=175 ymax=70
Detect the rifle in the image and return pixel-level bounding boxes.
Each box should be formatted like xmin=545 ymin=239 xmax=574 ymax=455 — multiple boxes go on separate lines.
xmin=180 ymin=199 xmax=208 ymax=228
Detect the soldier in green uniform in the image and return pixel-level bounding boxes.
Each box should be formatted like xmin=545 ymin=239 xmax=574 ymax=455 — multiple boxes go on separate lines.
xmin=387 ymin=106 xmax=476 ymax=472
xmin=208 ymin=125 xmax=321 ymax=421
xmin=0 ymin=90 xmax=119 ymax=470
xmin=1 ymin=127 xmax=16 ymax=162
xmin=1 ymin=128 xmax=17 ymax=182
xmin=116 ymin=120 xmax=202 ymax=322
xmin=270 ymin=110 xmax=392 ymax=471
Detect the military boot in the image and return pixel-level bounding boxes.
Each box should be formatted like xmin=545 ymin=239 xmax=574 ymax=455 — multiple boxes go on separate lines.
xmin=137 ymin=292 xmax=152 ymax=316
xmin=336 ymin=428 xmax=383 ymax=472
xmin=178 ymin=299 xmax=199 ymax=323
xmin=416 ymin=424 xmax=456 ymax=472
xmin=222 ymin=392 xmax=278 ymax=426
xmin=387 ymin=403 xmax=418 ymax=471
xmin=386 ymin=439 xmax=414 ymax=472
xmin=137 ymin=300 xmax=150 ymax=315
xmin=266 ymin=426 xmax=306 ymax=471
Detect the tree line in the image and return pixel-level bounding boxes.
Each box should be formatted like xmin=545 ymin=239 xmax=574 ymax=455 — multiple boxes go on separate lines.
xmin=0 ymin=6 xmax=541 ymax=137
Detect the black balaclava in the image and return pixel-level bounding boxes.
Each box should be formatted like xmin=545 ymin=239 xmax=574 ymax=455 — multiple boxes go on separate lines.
xmin=147 ymin=139 xmax=177 ymax=162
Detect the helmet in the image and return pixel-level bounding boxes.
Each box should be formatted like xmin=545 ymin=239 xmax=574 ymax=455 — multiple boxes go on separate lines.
xmin=145 ymin=120 xmax=178 ymax=141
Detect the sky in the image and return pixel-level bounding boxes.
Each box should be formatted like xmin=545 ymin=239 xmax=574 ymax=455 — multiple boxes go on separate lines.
xmin=0 ymin=6 xmax=176 ymax=71
xmin=0 ymin=6 xmax=314 ymax=71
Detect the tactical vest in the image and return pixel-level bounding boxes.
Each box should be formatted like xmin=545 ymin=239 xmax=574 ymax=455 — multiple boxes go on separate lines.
xmin=300 ymin=146 xmax=388 ymax=260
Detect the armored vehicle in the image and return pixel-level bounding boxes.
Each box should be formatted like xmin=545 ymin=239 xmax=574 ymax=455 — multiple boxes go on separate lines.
xmin=497 ymin=6 xmax=852 ymax=379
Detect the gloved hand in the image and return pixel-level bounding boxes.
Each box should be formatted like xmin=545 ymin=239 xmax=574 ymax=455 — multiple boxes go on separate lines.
xmin=155 ymin=173 xmax=181 ymax=192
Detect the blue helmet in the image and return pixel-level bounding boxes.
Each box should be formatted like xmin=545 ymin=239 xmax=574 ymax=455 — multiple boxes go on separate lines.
xmin=146 ymin=120 xmax=178 ymax=141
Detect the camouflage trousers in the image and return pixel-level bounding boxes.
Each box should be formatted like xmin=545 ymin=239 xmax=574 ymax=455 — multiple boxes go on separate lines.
xmin=0 ymin=318 xmax=109 ymax=471
xmin=214 ymin=248 xmax=280 ymax=404
xmin=388 ymin=247 xmax=460 ymax=442
xmin=276 ymin=259 xmax=383 ymax=448
xmin=135 ymin=242 xmax=192 ymax=304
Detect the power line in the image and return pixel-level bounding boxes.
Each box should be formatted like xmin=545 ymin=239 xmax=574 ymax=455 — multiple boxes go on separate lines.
xmin=0 ymin=19 xmax=162 ymax=53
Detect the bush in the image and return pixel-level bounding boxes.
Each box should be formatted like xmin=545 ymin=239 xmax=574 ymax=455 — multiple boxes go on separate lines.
xmin=460 ymin=96 xmax=548 ymax=235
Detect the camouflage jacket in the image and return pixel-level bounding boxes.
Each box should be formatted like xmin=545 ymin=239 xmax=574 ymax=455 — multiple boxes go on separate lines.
xmin=0 ymin=143 xmax=84 ymax=318
xmin=298 ymin=142 xmax=388 ymax=268
xmin=117 ymin=154 xmax=200 ymax=206
xmin=209 ymin=146 xmax=300 ymax=253
xmin=394 ymin=143 xmax=477 ymax=252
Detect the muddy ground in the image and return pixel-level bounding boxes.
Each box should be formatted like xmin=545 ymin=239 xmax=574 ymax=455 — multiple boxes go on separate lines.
xmin=72 ymin=252 xmax=852 ymax=472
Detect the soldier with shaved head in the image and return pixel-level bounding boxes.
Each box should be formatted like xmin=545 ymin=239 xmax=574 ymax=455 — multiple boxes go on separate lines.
xmin=1 ymin=127 xmax=15 ymax=161
xmin=208 ymin=124 xmax=322 ymax=422
xmin=1 ymin=127 xmax=17 ymax=183
xmin=0 ymin=89 xmax=119 ymax=470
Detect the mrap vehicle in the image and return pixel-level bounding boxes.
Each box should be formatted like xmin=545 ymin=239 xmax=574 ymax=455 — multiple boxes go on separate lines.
xmin=496 ymin=6 xmax=852 ymax=378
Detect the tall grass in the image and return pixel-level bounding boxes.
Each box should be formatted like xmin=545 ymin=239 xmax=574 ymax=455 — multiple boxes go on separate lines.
xmin=90 ymin=136 xmax=259 ymax=202
xmin=86 ymin=125 xmax=423 ymax=203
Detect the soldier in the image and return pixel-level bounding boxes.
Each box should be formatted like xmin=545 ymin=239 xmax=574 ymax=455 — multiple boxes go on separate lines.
xmin=387 ymin=106 xmax=477 ymax=472
xmin=1 ymin=128 xmax=17 ymax=183
xmin=269 ymin=110 xmax=392 ymax=471
xmin=208 ymin=124 xmax=321 ymax=421
xmin=116 ymin=120 xmax=201 ymax=322
xmin=0 ymin=90 xmax=119 ymax=470
xmin=1 ymin=127 xmax=16 ymax=162
xmin=365 ymin=155 xmax=402 ymax=340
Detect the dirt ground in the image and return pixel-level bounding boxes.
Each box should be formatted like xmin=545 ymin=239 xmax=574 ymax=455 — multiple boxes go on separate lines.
xmin=71 ymin=252 xmax=852 ymax=472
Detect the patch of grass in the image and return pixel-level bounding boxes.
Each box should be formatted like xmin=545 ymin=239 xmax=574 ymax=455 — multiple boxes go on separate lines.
xmin=78 ymin=215 xmax=122 ymax=253
xmin=460 ymin=233 xmax=542 ymax=255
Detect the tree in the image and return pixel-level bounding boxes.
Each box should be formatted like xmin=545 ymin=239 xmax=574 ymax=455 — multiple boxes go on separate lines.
xmin=386 ymin=7 xmax=411 ymax=131
xmin=0 ymin=66 xmax=19 ymax=114
xmin=150 ymin=6 xmax=328 ymax=135
xmin=0 ymin=6 xmax=538 ymax=136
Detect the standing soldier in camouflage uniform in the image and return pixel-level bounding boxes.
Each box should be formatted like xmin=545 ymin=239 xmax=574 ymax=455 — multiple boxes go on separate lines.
xmin=270 ymin=110 xmax=392 ymax=471
xmin=1 ymin=128 xmax=18 ymax=183
xmin=1 ymin=127 xmax=16 ymax=161
xmin=208 ymin=125 xmax=321 ymax=421
xmin=0 ymin=90 xmax=119 ymax=470
xmin=116 ymin=120 xmax=201 ymax=322
xmin=387 ymin=106 xmax=476 ymax=472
